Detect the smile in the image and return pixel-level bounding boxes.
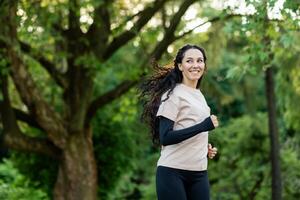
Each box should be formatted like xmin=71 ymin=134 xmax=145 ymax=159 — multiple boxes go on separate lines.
xmin=189 ymin=70 xmax=201 ymax=73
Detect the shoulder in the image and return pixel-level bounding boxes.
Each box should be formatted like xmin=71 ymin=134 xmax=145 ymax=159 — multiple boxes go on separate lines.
xmin=159 ymin=87 xmax=182 ymax=108
xmin=170 ymin=84 xmax=189 ymax=100
xmin=161 ymin=85 xmax=182 ymax=102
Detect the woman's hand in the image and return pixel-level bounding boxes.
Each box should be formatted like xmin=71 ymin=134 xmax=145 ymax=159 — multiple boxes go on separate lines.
xmin=208 ymin=143 xmax=218 ymax=159
xmin=210 ymin=115 xmax=219 ymax=128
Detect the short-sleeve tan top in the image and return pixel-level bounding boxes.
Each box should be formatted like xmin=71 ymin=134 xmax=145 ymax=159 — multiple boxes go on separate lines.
xmin=156 ymin=83 xmax=211 ymax=171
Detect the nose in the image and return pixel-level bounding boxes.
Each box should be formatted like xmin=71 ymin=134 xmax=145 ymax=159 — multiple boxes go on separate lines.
xmin=197 ymin=62 xmax=205 ymax=69
xmin=192 ymin=64 xmax=204 ymax=70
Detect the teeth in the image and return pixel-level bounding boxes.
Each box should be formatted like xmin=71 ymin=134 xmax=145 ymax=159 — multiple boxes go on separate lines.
xmin=190 ymin=69 xmax=201 ymax=72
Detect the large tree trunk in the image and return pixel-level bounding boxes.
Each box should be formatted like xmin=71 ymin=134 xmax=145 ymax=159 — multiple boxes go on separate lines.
xmin=265 ymin=67 xmax=282 ymax=200
xmin=54 ymin=128 xmax=98 ymax=200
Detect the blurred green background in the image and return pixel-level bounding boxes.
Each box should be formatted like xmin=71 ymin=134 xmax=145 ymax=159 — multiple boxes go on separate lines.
xmin=0 ymin=0 xmax=299 ymax=199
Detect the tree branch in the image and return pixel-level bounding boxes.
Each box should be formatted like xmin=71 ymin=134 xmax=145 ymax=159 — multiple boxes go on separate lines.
xmin=150 ymin=0 xmax=198 ymax=60
xmin=65 ymin=0 xmax=84 ymax=54
xmin=85 ymin=0 xmax=199 ymax=125
xmin=175 ymin=11 xmax=285 ymax=42
xmin=2 ymin=131 xmax=61 ymax=159
xmin=161 ymin=6 xmax=168 ymax=32
xmin=7 ymin=49 xmax=67 ymax=148
xmin=19 ymin=41 xmax=67 ymax=88
xmin=85 ymin=80 xmax=137 ymax=126
xmin=87 ymin=0 xmax=112 ymax=56
xmin=110 ymin=8 xmax=142 ymax=33
xmin=174 ymin=14 xmax=242 ymax=41
xmin=0 ymin=74 xmax=60 ymax=159
xmin=103 ymin=0 xmax=169 ymax=60
xmin=0 ymin=101 xmax=43 ymax=130
xmin=68 ymin=0 xmax=81 ymax=34
xmin=2 ymin=3 xmax=67 ymax=148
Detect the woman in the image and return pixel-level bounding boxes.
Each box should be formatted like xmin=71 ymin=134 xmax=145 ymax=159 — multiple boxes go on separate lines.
xmin=139 ymin=44 xmax=219 ymax=200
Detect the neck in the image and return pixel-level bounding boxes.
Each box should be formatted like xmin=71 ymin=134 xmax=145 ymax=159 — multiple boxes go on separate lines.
xmin=182 ymin=79 xmax=198 ymax=89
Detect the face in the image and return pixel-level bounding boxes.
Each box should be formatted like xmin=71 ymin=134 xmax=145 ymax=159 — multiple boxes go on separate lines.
xmin=178 ymin=48 xmax=205 ymax=86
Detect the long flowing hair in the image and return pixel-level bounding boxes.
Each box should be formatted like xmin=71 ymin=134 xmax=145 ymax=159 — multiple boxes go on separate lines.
xmin=138 ymin=44 xmax=207 ymax=145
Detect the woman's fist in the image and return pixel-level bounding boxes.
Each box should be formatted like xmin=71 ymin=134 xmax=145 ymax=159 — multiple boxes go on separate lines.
xmin=208 ymin=143 xmax=218 ymax=159
xmin=210 ymin=115 xmax=219 ymax=128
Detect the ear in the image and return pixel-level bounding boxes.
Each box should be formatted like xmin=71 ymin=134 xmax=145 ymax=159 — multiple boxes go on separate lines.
xmin=178 ymin=64 xmax=182 ymax=71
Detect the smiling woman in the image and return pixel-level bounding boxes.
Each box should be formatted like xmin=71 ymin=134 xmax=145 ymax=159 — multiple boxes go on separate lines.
xmin=139 ymin=44 xmax=219 ymax=200
xmin=178 ymin=48 xmax=206 ymax=88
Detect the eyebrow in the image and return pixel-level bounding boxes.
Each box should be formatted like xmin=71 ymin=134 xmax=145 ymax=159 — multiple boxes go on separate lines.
xmin=186 ymin=57 xmax=204 ymax=59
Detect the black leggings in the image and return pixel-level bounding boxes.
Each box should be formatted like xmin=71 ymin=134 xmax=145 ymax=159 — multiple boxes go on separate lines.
xmin=156 ymin=166 xmax=210 ymax=200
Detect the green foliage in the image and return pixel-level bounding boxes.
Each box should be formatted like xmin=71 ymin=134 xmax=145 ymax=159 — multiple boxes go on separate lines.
xmin=129 ymin=112 xmax=300 ymax=200
xmin=283 ymin=0 xmax=300 ymax=15
xmin=0 ymin=159 xmax=49 ymax=200
xmin=277 ymin=74 xmax=300 ymax=132
xmin=209 ymin=113 xmax=270 ymax=199
xmin=7 ymin=152 xmax=58 ymax=197
xmin=1 ymin=0 xmax=299 ymax=199
xmin=0 ymin=60 xmax=10 ymax=77
xmin=281 ymin=137 xmax=300 ymax=199
xmin=94 ymin=42 xmax=146 ymax=91
xmin=92 ymin=89 xmax=147 ymax=199
xmin=207 ymin=112 xmax=300 ymax=200
xmin=275 ymin=35 xmax=300 ymax=133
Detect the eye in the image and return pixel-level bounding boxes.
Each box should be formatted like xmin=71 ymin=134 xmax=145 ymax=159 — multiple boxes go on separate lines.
xmin=187 ymin=60 xmax=192 ymax=63
xmin=198 ymin=59 xmax=204 ymax=63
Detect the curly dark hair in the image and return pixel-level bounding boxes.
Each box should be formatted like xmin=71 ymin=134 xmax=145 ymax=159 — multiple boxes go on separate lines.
xmin=138 ymin=44 xmax=207 ymax=145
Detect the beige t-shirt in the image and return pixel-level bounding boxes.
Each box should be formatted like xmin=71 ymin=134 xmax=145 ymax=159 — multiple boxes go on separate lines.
xmin=156 ymin=83 xmax=211 ymax=171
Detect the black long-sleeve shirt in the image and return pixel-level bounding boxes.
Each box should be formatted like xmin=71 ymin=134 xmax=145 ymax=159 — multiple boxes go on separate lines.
xmin=158 ymin=116 xmax=215 ymax=146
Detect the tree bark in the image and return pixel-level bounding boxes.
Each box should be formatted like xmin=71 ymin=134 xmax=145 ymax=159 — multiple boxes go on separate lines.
xmin=53 ymin=128 xmax=98 ymax=200
xmin=261 ymin=1 xmax=282 ymax=198
xmin=265 ymin=67 xmax=282 ymax=200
